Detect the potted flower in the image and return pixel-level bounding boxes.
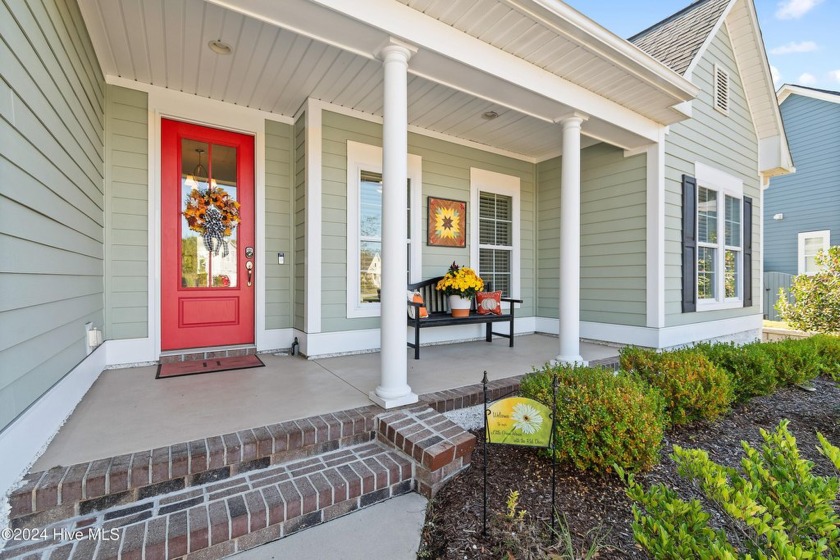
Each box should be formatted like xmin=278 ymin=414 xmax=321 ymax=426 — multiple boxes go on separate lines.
xmin=435 ymin=261 xmax=484 ymax=317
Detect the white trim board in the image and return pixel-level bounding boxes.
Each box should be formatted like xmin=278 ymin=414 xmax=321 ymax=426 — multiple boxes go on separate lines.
xmin=0 ymin=346 xmax=107 ymax=534
xmin=302 ymin=317 xmax=537 ymax=358
xmin=582 ymin=315 xmax=762 ymax=348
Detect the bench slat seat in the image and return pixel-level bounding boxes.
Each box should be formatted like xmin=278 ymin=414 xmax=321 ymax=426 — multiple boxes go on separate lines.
xmin=407 ymin=276 xmax=522 ymax=359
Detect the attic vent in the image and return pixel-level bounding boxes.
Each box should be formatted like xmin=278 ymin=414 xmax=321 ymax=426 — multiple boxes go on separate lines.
xmin=714 ymin=65 xmax=729 ymax=115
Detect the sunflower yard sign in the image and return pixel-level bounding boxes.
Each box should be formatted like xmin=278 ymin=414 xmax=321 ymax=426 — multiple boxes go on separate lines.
xmin=486 ymin=397 xmax=553 ymax=448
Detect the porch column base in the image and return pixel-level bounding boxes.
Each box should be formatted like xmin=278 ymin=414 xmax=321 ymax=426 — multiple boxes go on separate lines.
xmin=369 ymin=390 xmax=419 ymax=409
xmin=552 ymin=355 xmax=588 ymax=367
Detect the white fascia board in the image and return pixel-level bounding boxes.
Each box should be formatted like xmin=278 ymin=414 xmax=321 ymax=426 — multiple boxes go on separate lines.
xmin=778 ymin=84 xmax=840 ymax=105
xmin=214 ymin=0 xmax=686 ymax=140
xmin=758 ymin=136 xmax=794 ymax=176
xmin=510 ymin=0 xmax=699 ymax=101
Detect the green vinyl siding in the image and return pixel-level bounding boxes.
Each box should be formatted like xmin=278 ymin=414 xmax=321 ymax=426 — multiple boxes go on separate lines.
xmin=320 ymin=110 xmax=536 ymax=333
xmin=0 ymin=0 xmax=104 ymax=431
xmin=537 ymin=144 xmax=647 ymax=326
xmin=294 ymin=113 xmax=306 ymax=331
xmin=664 ymin=24 xmax=761 ymax=327
xmin=265 ymin=120 xmax=294 ymax=329
xmin=105 ymin=85 xmax=148 ymax=339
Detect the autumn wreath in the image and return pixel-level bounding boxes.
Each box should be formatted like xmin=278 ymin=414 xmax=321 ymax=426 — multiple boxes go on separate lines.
xmin=183 ymin=186 xmax=241 ymax=257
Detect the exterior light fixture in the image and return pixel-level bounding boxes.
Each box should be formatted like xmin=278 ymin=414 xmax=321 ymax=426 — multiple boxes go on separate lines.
xmin=208 ymin=39 xmax=232 ymax=55
xmin=773 ymin=213 xmax=784 ymax=220
xmin=482 ymin=111 xmax=499 ymax=120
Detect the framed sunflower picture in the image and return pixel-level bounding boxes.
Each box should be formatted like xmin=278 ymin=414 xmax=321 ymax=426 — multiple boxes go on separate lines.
xmin=427 ymin=197 xmax=466 ymax=247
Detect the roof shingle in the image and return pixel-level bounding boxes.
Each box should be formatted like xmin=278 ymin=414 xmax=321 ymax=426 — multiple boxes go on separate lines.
xmin=629 ymin=0 xmax=730 ymax=75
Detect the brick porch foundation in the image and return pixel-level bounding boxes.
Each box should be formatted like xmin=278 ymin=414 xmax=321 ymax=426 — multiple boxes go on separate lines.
xmin=2 ymin=378 xmax=523 ymax=559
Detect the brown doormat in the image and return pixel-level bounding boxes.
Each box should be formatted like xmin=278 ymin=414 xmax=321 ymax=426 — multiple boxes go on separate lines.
xmin=156 ymin=355 xmax=264 ymax=379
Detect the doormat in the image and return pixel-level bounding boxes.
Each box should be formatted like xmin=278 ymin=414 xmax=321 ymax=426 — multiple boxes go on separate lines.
xmin=156 ymin=355 xmax=264 ymax=379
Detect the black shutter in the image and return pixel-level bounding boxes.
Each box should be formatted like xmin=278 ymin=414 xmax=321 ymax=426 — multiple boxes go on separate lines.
xmin=682 ymin=175 xmax=697 ymax=313
xmin=743 ymin=196 xmax=753 ymax=307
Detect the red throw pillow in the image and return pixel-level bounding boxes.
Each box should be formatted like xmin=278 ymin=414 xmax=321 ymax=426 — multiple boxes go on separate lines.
xmin=476 ymin=291 xmax=502 ymax=315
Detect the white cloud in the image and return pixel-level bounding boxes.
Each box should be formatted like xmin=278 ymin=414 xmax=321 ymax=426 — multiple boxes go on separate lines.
xmin=798 ymin=72 xmax=818 ymax=85
xmin=770 ymin=65 xmax=782 ymax=86
xmin=769 ymin=41 xmax=818 ymax=54
xmin=775 ymin=0 xmax=824 ymax=19
xmin=830 ymin=70 xmax=840 ymax=83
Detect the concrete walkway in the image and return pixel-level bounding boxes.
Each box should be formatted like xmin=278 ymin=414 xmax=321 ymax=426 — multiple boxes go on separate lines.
xmin=232 ymin=493 xmax=429 ymax=559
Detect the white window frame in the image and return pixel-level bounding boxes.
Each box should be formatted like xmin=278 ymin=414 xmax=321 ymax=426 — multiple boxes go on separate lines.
xmin=695 ymin=162 xmax=743 ymax=311
xmin=346 ymin=141 xmax=422 ymax=318
xmin=470 ymin=168 xmax=520 ymax=308
xmin=798 ymin=230 xmax=830 ymax=275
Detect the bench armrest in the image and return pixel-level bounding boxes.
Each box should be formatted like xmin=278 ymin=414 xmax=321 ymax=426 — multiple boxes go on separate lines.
xmin=501 ymin=298 xmax=523 ymax=304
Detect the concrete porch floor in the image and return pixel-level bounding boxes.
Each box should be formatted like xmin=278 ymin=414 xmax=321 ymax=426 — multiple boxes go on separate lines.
xmin=34 ymin=335 xmax=619 ymax=471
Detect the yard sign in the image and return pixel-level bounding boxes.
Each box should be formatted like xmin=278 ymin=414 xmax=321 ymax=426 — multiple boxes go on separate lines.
xmin=482 ymin=372 xmax=559 ymax=536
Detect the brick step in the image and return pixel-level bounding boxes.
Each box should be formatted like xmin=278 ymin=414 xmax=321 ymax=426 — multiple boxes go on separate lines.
xmin=0 ymin=441 xmax=414 ymax=560
xmin=8 ymin=407 xmax=380 ymax=530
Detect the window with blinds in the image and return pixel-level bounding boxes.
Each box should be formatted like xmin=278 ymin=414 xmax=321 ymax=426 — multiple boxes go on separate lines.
xmin=478 ymin=191 xmax=513 ymax=296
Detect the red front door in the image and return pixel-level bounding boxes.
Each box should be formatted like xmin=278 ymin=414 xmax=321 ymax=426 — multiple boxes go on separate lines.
xmin=161 ymin=119 xmax=255 ymax=351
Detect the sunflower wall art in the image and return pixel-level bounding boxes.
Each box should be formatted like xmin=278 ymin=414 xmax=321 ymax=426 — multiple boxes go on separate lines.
xmin=427 ymin=197 xmax=466 ymax=247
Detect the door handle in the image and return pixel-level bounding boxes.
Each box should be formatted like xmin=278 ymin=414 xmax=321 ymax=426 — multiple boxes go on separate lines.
xmin=246 ymin=261 xmax=253 ymax=287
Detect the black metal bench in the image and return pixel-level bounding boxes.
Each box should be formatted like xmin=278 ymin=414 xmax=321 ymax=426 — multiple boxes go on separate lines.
xmin=407 ymin=276 xmax=523 ymax=359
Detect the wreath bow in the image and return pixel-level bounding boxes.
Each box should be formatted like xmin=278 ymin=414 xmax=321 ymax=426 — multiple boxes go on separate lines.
xmin=183 ymin=186 xmax=240 ymax=257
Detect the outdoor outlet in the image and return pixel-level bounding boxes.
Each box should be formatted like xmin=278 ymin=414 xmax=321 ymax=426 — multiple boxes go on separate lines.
xmin=85 ymin=322 xmax=102 ymax=354
xmin=278 ymin=252 xmax=285 ymax=265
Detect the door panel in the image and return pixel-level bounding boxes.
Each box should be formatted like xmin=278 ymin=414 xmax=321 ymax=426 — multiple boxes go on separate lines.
xmin=161 ymin=119 xmax=255 ymax=351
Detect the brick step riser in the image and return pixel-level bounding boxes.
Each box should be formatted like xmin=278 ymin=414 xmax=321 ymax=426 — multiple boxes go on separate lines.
xmin=1 ymin=443 xmax=415 ymax=560
xmin=9 ymin=408 xmax=381 ymax=529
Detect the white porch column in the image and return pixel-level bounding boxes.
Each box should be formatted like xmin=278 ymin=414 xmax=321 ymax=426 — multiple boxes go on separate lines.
xmin=371 ymin=42 xmax=418 ymax=408
xmin=556 ymin=114 xmax=588 ymax=365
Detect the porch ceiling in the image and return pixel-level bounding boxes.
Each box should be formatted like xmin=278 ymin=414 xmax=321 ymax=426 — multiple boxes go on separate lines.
xmin=79 ymin=0 xmax=696 ymax=159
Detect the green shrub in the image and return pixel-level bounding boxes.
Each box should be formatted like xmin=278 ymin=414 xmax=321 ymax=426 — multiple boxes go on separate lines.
xmin=758 ymin=338 xmax=820 ymax=386
xmin=520 ymin=364 xmax=664 ymax=473
xmin=807 ymin=334 xmax=840 ymax=381
xmin=777 ymin=245 xmax=840 ymax=333
xmin=693 ymin=341 xmax=777 ymax=402
xmin=620 ymin=347 xmax=734 ymax=426
xmin=621 ymin=420 xmax=840 ymax=559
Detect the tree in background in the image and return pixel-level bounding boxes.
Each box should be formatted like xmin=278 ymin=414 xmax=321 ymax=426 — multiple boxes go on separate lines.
xmin=777 ymin=246 xmax=840 ymax=333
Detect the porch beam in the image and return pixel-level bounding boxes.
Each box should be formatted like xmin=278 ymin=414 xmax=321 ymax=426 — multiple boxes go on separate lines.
xmin=371 ymin=41 xmax=418 ymax=409
xmin=556 ymin=113 xmax=588 ymax=366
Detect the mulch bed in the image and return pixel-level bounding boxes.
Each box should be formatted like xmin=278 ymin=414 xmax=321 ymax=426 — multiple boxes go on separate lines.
xmin=419 ymin=376 xmax=840 ymax=559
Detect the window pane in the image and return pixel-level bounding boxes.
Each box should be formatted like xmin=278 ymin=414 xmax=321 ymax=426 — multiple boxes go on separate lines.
xmin=698 ymin=187 xmax=717 ymax=244
xmin=360 ymin=241 xmax=381 ymax=303
xmin=698 ymin=246 xmax=716 ymax=299
xmin=725 ymin=249 xmax=739 ymax=298
xmin=725 ymin=195 xmax=740 ymax=247
xmin=480 ymin=248 xmax=511 ymax=296
xmin=804 ymin=256 xmax=818 ymax=273
xmin=360 ymin=173 xmax=382 ymax=239
xmin=495 ymin=221 xmax=512 ymax=246
xmin=804 ymin=237 xmax=823 ymax=256
xmin=479 ymin=220 xmax=495 ymax=245
xmin=181 ymin=140 xmax=240 ymax=288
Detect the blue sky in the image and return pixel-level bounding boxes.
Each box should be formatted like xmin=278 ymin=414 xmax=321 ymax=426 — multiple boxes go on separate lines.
xmin=565 ymin=0 xmax=840 ymax=91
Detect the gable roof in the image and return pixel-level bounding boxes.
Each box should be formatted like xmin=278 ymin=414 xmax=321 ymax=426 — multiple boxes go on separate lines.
xmin=629 ymin=0 xmax=793 ymax=176
xmin=777 ymin=84 xmax=840 ymax=105
xmin=629 ymin=0 xmax=730 ymax=76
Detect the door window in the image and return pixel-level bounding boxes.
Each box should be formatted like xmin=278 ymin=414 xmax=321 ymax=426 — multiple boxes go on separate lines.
xmin=180 ymin=139 xmax=240 ymax=288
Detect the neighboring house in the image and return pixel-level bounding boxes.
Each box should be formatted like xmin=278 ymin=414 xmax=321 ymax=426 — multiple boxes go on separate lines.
xmin=0 ymin=0 xmax=791 ymax=501
xmin=764 ymin=85 xmax=840 ymax=276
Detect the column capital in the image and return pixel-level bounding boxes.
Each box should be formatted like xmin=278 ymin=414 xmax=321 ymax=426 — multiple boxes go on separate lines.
xmin=375 ymin=38 xmax=418 ymax=63
xmin=554 ymin=111 xmax=589 ymax=127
